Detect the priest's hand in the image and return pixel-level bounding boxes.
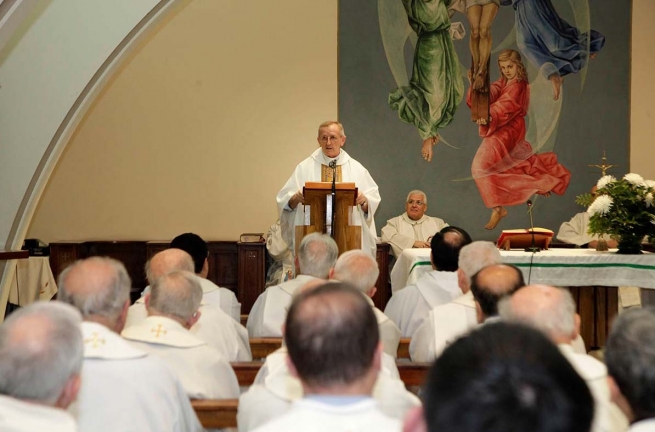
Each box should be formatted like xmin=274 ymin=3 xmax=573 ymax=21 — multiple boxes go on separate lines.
xmin=289 ymin=191 xmax=304 ymax=209
xmin=413 ymin=240 xmax=430 ymax=248
xmin=356 ymin=192 xmax=369 ymax=213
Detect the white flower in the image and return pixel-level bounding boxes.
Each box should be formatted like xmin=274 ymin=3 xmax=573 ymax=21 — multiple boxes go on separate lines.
xmin=624 ymin=173 xmax=645 ymax=185
xmin=647 ymin=193 xmax=654 ymax=208
xmin=597 ymin=175 xmax=616 ymax=189
xmin=588 ymin=195 xmax=613 ymax=215
xmin=645 ymin=180 xmax=655 ymax=189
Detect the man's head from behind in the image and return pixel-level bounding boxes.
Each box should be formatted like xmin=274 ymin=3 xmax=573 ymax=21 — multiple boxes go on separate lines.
xmin=431 ymin=226 xmax=472 ymax=272
xmin=405 ymin=190 xmax=428 ymax=221
xmin=0 ymin=302 xmax=83 ymax=409
xmin=297 ymin=233 xmax=339 ymax=278
xmin=145 ymin=270 xmax=203 ymax=329
xmin=170 ymin=233 xmax=208 ymax=277
xmin=457 ymin=241 xmax=502 ymax=293
xmin=330 ymin=249 xmax=379 ymax=298
xmin=285 ymin=282 xmax=381 ymax=394
xmin=415 ymin=322 xmax=593 ymax=432
xmin=499 ymin=285 xmax=579 ymax=345
xmin=58 ymin=257 xmax=132 ymax=333
xmin=470 ymin=264 xmax=525 ymax=322
xmin=605 ymin=307 xmax=655 ymax=423
xmin=145 ymin=248 xmax=195 ymax=285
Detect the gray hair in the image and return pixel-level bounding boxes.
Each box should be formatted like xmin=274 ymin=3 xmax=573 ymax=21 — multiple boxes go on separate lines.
xmin=605 ymin=307 xmax=655 ymax=421
xmin=406 ymin=190 xmax=427 ymax=204
xmin=498 ymin=286 xmax=577 ymax=339
xmin=298 ymin=233 xmax=339 ymax=278
xmin=145 ymin=248 xmax=195 ymax=285
xmin=148 ymin=270 xmax=202 ymax=321
xmin=458 ymin=241 xmax=502 ymax=279
xmin=58 ymin=257 xmax=131 ymax=321
xmin=318 ymin=121 xmax=345 ymax=137
xmin=332 ymin=250 xmax=379 ymax=294
xmin=0 ymin=302 xmax=83 ymax=404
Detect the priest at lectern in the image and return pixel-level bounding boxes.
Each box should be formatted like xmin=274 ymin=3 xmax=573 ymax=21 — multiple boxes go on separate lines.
xmin=276 ymin=121 xmax=381 ymax=259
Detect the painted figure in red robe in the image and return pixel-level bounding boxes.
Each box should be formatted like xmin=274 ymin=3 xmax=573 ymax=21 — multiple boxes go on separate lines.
xmin=467 ymin=49 xmax=570 ymax=230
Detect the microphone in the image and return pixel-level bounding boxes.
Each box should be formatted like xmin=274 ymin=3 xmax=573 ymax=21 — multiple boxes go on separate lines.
xmin=329 ymin=160 xmax=337 ymax=169
xmin=329 ymin=159 xmax=338 ymax=238
xmin=524 ymin=199 xmax=541 ymax=253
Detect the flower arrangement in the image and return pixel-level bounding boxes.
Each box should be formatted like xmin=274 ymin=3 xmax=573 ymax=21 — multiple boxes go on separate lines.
xmin=576 ymin=173 xmax=655 ymax=254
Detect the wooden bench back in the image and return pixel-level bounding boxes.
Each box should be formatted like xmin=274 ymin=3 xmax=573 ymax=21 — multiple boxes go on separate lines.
xmin=250 ymin=338 xmax=411 ymax=359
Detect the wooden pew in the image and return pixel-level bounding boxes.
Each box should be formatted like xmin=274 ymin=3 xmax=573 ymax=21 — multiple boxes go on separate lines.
xmin=191 ymin=399 xmax=238 ymax=429
xmin=249 ymin=338 xmax=412 ymax=360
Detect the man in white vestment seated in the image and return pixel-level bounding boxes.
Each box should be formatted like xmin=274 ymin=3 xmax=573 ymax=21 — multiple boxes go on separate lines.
xmin=381 ymin=190 xmax=449 ymax=258
xmin=404 ymin=322 xmax=594 ymax=432
xmin=247 ymin=232 xmax=338 ymax=337
xmin=0 ymin=302 xmax=83 ymax=432
xmin=170 ymin=232 xmax=241 ymax=321
xmin=499 ymin=285 xmax=629 ymax=432
xmin=276 ymin=121 xmax=381 ymax=257
xmin=409 ymin=241 xmax=502 ymax=361
xmin=246 ymin=282 xmax=402 ymax=432
xmin=385 ymin=226 xmax=472 ymax=338
xmin=605 ymin=308 xmax=655 ymax=431
xmin=127 ymin=248 xmax=251 ymax=361
xmin=329 ymin=250 xmax=401 ymax=358
xmin=122 ymin=271 xmax=240 ymax=399
xmin=557 ymin=186 xmax=618 ymax=248
xmin=58 ymin=257 xmax=202 ymax=432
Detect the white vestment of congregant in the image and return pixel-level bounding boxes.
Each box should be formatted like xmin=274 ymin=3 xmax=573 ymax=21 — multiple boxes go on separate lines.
xmin=126 ymin=298 xmax=251 ymax=361
xmin=365 ymin=296 xmax=401 ymax=358
xmin=247 ymin=275 xmax=318 ymax=337
xmin=0 ymin=394 xmax=77 ymax=432
xmin=558 ymin=344 xmax=629 ymax=432
xmin=238 ymin=348 xmax=417 ymax=432
xmin=630 ymin=419 xmax=655 ymax=432
xmin=557 ymin=212 xmax=601 ymax=246
xmin=384 ymin=270 xmax=461 ymax=338
xmin=381 ymin=213 xmax=449 ymax=257
xmin=276 ymin=148 xmax=381 ymax=257
xmin=122 ymin=316 xmax=239 ymax=399
xmin=70 ymin=322 xmax=202 ymax=432
xmin=410 ymin=291 xmax=477 ymax=362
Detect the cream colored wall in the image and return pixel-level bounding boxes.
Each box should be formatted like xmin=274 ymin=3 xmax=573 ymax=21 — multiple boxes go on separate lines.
xmin=27 ymin=0 xmax=653 ymax=242
xmin=630 ymin=0 xmax=655 ymax=180
xmin=28 ymin=0 xmax=337 ymax=241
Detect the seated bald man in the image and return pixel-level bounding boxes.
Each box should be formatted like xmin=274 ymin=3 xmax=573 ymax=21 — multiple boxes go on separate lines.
xmin=381 ymin=190 xmax=449 ymax=258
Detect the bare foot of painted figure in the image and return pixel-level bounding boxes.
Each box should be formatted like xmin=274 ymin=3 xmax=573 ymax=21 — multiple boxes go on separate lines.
xmin=485 ymin=206 xmax=507 ymax=230
xmin=549 ymin=74 xmax=564 ymax=101
xmin=421 ymin=135 xmax=439 ymax=162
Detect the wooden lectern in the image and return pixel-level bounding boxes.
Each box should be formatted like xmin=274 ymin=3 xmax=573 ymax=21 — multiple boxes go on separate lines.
xmin=295 ymin=182 xmax=361 ymax=255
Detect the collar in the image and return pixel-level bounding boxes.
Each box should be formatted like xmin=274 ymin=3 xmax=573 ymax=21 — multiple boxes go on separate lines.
xmin=401 ymin=212 xmax=429 ymax=225
xmin=311 ymin=147 xmax=351 ymax=166
xmin=121 ymin=316 xmax=206 ymax=348
xmin=81 ymin=321 xmax=146 ymax=360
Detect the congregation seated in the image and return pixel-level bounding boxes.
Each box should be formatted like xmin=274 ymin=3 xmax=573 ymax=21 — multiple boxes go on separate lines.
xmin=410 ymin=241 xmax=503 ymax=361
xmin=122 ymin=270 xmax=240 ymax=400
xmin=605 ymin=308 xmax=655 ymax=431
xmin=385 ymin=226 xmax=472 ymax=338
xmin=58 ymin=257 xmax=201 ymax=432
xmin=170 ymin=232 xmax=242 ymax=321
xmin=499 ymin=284 xmax=628 ymax=432
xmin=0 ymin=302 xmax=83 ymax=432
xmin=404 ymin=322 xmax=594 ymax=432
xmin=240 ymin=282 xmax=406 ymax=432
xmin=127 ymin=248 xmax=251 ymax=361
xmin=247 ymin=232 xmax=338 ymax=337
xmin=330 ymin=250 xmax=401 ymax=358
xmin=381 ymin=189 xmax=448 ymax=258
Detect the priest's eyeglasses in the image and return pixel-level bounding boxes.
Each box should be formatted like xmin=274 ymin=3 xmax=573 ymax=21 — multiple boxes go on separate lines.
xmin=407 ymin=200 xmax=425 ymax=206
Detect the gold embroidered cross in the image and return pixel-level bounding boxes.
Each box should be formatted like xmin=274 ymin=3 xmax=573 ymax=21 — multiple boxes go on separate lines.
xmin=84 ymin=332 xmax=105 ymax=348
xmin=151 ymin=324 xmax=167 ymax=338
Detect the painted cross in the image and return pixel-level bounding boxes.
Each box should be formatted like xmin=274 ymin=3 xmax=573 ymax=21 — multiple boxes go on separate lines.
xmin=151 ymin=324 xmax=167 ymax=338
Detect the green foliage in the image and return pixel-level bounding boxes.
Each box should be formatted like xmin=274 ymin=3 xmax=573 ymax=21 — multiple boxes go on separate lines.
xmin=575 ymin=193 xmax=595 ymax=208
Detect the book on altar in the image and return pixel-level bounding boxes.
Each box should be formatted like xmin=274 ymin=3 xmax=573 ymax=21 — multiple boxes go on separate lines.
xmin=496 ymin=228 xmax=554 ymax=250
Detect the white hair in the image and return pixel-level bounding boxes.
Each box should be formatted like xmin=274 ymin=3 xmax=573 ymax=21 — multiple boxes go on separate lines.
xmin=332 ymin=250 xmax=379 ymax=294
xmin=298 ymin=233 xmax=339 ymax=278
xmin=406 ymin=190 xmax=427 ymax=204
xmin=0 ymin=302 xmax=83 ymax=404
xmin=148 ymin=270 xmax=202 ymax=321
xmin=458 ymin=241 xmax=502 ymax=279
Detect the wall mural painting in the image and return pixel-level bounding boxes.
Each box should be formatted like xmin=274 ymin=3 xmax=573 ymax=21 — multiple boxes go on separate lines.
xmin=375 ymin=0 xmax=610 ymax=231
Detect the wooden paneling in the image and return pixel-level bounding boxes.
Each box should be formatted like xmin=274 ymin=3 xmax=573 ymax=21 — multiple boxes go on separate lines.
xmin=374 ymin=242 xmax=391 ymax=310
xmin=209 ymin=242 xmax=239 ymax=293
xmin=238 ymin=242 xmax=266 ymax=314
xmin=568 ymin=286 xmax=619 ymax=352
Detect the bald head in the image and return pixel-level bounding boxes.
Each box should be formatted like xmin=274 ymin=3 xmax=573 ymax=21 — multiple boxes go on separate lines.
xmin=147 ymin=270 xmax=202 ymax=326
xmin=331 ymin=250 xmax=379 ymax=296
xmin=470 ymin=264 xmax=525 ymax=320
xmin=146 ymin=248 xmax=195 ymax=285
xmin=499 ymin=285 xmax=577 ymax=344
xmin=58 ymin=257 xmax=131 ymax=330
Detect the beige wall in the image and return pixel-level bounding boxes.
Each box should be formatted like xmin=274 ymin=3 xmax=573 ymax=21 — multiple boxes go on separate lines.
xmin=27 ymin=0 xmax=654 ymax=242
